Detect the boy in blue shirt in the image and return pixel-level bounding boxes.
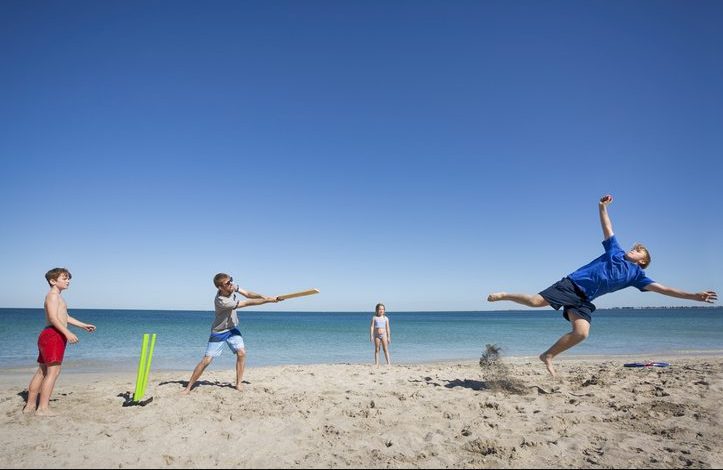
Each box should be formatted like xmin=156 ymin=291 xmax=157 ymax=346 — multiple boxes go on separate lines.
xmin=488 ymin=195 xmax=717 ymax=377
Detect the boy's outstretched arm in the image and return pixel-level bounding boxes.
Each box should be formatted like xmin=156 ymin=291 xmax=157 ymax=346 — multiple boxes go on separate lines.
xmin=236 ymin=286 xmax=264 ymax=299
xmin=235 ymin=286 xmax=283 ymax=305
xmin=599 ymin=194 xmax=614 ymax=240
xmin=67 ymin=315 xmax=96 ymax=332
xmin=644 ymin=283 xmax=718 ymax=303
xmin=236 ymin=297 xmax=281 ymax=308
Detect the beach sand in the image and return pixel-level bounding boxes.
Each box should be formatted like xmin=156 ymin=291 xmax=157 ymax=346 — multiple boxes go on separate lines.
xmin=1 ymin=356 xmax=721 ymax=469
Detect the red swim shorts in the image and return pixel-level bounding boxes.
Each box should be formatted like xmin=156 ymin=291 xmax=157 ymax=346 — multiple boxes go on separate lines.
xmin=37 ymin=326 xmax=67 ymax=365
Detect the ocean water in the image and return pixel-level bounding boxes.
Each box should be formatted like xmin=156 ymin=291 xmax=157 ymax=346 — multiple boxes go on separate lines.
xmin=1 ymin=308 xmax=722 ymax=372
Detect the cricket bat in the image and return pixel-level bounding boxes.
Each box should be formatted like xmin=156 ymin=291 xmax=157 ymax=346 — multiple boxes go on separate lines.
xmin=277 ymin=289 xmax=320 ymax=300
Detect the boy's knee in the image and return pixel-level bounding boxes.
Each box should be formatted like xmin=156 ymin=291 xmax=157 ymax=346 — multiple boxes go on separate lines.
xmin=236 ymin=349 xmax=246 ymax=358
xmin=572 ymin=330 xmax=589 ymax=341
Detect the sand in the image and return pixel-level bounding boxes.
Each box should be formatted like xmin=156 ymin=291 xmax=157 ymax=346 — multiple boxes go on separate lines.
xmin=1 ymin=356 xmax=721 ymax=468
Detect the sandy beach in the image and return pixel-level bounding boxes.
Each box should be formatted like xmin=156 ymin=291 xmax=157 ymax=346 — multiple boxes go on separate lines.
xmin=1 ymin=356 xmax=721 ymax=469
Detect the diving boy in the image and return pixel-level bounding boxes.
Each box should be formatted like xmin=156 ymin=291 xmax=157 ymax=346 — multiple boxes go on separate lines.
xmin=488 ymin=195 xmax=717 ymax=377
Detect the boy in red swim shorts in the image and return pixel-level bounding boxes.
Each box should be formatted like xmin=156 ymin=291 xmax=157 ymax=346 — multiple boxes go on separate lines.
xmin=23 ymin=268 xmax=96 ymax=416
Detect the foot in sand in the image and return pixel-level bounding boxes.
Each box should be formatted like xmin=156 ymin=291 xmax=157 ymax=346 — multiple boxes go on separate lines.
xmin=34 ymin=408 xmax=57 ymax=417
xmin=487 ymin=292 xmax=506 ymax=302
xmin=22 ymin=406 xmax=35 ymax=414
xmin=539 ymin=353 xmax=556 ymax=378
xmin=235 ymin=384 xmax=244 ymax=392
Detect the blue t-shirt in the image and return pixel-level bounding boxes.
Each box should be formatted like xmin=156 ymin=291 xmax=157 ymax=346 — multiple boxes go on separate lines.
xmin=568 ymin=235 xmax=654 ymax=301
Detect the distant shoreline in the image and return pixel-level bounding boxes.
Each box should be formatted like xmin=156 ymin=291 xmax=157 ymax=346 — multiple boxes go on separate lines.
xmin=1 ymin=306 xmax=721 ymax=313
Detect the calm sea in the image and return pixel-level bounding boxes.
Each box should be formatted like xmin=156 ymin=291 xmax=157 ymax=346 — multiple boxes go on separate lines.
xmin=1 ymin=308 xmax=722 ymax=372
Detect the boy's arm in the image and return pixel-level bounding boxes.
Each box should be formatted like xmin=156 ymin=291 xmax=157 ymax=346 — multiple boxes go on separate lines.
xmin=599 ymin=194 xmax=614 ymax=240
xmin=644 ymin=283 xmax=718 ymax=303
xmin=67 ymin=315 xmax=97 ymax=332
xmin=236 ymin=297 xmax=280 ymax=308
xmin=236 ymin=286 xmax=283 ymax=306
xmin=236 ymin=286 xmax=266 ymax=300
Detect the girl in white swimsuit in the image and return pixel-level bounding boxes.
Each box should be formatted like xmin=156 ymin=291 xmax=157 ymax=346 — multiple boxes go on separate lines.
xmin=369 ymin=303 xmax=391 ymax=366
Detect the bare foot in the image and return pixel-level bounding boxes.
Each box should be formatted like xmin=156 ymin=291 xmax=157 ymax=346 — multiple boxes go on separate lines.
xmin=34 ymin=408 xmax=58 ymax=417
xmin=487 ymin=292 xmax=506 ymax=302
xmin=235 ymin=384 xmax=244 ymax=392
xmin=22 ymin=406 xmax=36 ymax=414
xmin=539 ymin=353 xmax=556 ymax=378
xmin=180 ymin=389 xmax=191 ymax=395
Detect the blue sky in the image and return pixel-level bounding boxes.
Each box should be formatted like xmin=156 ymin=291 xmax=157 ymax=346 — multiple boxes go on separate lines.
xmin=1 ymin=0 xmax=721 ymax=311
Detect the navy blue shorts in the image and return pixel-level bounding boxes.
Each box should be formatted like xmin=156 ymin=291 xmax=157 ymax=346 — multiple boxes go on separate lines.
xmin=539 ymin=277 xmax=596 ymax=323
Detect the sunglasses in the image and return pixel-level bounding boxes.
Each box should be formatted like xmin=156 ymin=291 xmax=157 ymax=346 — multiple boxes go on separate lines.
xmin=222 ymin=277 xmax=234 ymax=287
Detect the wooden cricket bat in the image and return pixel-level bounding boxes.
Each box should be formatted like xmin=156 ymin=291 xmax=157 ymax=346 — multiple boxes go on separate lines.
xmin=277 ymin=289 xmax=320 ymax=300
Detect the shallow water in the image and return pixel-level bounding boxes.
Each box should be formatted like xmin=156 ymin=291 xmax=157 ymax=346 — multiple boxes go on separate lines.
xmin=1 ymin=307 xmax=721 ymax=372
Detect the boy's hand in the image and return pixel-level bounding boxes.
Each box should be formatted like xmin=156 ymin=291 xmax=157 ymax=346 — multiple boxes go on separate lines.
xmin=696 ymin=291 xmax=718 ymax=303
xmin=66 ymin=332 xmax=79 ymax=344
xmin=599 ymin=194 xmax=613 ymax=206
xmin=83 ymin=324 xmax=96 ymax=333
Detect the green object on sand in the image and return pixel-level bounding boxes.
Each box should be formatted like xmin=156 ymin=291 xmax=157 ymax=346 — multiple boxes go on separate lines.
xmin=133 ymin=333 xmax=157 ymax=402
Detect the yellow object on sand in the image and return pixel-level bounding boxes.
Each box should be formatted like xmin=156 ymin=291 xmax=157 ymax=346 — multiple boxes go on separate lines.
xmin=133 ymin=333 xmax=157 ymax=402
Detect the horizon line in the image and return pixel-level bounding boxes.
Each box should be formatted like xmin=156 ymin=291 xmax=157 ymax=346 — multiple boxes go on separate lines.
xmin=1 ymin=306 xmax=720 ymax=313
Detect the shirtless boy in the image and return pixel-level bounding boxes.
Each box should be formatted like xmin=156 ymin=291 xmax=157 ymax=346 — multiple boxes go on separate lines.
xmin=23 ymin=268 xmax=96 ymax=416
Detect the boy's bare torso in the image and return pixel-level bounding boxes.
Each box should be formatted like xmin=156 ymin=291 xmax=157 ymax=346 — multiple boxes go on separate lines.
xmin=45 ymin=292 xmax=68 ymax=327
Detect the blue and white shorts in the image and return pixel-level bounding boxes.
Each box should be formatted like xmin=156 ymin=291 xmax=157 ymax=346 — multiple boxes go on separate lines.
xmin=205 ymin=328 xmax=245 ymax=357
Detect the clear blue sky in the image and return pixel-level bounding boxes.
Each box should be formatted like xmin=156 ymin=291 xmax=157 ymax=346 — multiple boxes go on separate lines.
xmin=1 ymin=0 xmax=721 ymax=311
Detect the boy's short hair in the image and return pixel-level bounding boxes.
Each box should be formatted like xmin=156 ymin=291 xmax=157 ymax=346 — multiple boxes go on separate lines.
xmin=634 ymin=243 xmax=651 ymax=269
xmin=45 ymin=267 xmax=72 ymax=286
xmin=213 ymin=273 xmax=231 ymax=288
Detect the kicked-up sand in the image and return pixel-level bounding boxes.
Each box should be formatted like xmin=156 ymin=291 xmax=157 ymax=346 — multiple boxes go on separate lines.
xmin=0 ymin=356 xmax=721 ymax=468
